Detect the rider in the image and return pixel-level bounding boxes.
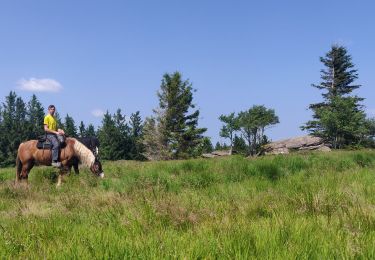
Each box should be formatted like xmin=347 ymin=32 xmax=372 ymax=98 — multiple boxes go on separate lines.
xmin=44 ymin=105 xmax=65 ymax=168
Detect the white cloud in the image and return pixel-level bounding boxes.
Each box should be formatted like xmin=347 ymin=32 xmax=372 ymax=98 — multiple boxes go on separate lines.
xmin=91 ymin=109 xmax=105 ymax=118
xmin=17 ymin=78 xmax=63 ymax=92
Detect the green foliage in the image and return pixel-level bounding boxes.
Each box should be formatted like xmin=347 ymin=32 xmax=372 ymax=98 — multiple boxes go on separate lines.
xmin=129 ymin=111 xmax=145 ymax=160
xmin=1 ymin=151 xmax=375 ymax=258
xmin=143 ymin=72 xmax=206 ymax=159
xmin=64 ymin=114 xmax=78 ymax=137
xmin=238 ymin=105 xmax=279 ymax=156
xmin=97 ymin=110 xmax=132 ymax=160
xmin=233 ymin=134 xmax=247 ymax=155
xmin=302 ymin=45 xmax=371 ymax=148
xmin=219 ymin=112 xmax=240 ymax=153
xmin=0 ymin=92 xmax=29 ymax=166
xmin=78 ymin=121 xmax=86 ymax=137
xmin=26 ymin=94 xmax=44 ymax=139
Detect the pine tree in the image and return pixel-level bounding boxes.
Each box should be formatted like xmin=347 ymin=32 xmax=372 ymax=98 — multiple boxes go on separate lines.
xmin=64 ymin=114 xmax=78 ymax=137
xmin=155 ymin=72 xmax=206 ymax=159
xmin=27 ymin=94 xmax=44 ymax=139
xmin=0 ymin=92 xmax=28 ymax=166
xmin=129 ymin=111 xmax=145 ymax=160
xmin=302 ymin=45 xmax=368 ymax=148
xmin=98 ymin=110 xmax=131 ymax=160
xmin=79 ymin=121 xmax=86 ymax=137
xmin=86 ymin=124 xmax=96 ymax=137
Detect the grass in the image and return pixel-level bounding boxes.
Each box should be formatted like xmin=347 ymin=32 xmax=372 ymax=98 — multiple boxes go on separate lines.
xmin=1 ymin=150 xmax=375 ymax=258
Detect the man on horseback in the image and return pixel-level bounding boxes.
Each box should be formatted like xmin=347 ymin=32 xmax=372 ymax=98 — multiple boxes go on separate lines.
xmin=44 ymin=105 xmax=65 ymax=168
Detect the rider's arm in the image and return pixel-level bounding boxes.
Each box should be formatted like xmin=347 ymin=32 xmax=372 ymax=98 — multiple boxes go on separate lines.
xmin=44 ymin=124 xmax=59 ymax=135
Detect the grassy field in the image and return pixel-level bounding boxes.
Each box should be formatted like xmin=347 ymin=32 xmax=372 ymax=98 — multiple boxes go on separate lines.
xmin=1 ymin=150 xmax=375 ymax=259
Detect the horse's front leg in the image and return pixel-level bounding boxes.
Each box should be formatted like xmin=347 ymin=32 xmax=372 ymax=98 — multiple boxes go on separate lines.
xmin=56 ymin=162 xmax=70 ymax=187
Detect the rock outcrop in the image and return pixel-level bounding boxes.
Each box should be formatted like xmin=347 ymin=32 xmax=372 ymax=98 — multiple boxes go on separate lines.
xmin=263 ymin=135 xmax=331 ymax=155
xmin=202 ymin=150 xmax=231 ymax=158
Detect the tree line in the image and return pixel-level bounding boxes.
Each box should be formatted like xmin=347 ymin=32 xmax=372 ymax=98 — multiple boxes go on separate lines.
xmin=0 ymin=45 xmax=374 ymax=167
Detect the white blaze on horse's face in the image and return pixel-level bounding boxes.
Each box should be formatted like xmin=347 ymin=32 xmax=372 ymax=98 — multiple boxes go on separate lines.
xmin=99 ymin=173 xmax=104 ymax=178
xmin=96 ymin=147 xmax=99 ymax=155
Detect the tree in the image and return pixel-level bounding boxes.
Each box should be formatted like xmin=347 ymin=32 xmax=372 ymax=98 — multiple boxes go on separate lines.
xmin=238 ymin=105 xmax=279 ymax=156
xmin=64 ymin=114 xmax=78 ymax=137
xmin=79 ymin=121 xmax=86 ymax=137
xmin=219 ymin=112 xmax=239 ymax=154
xmin=27 ymin=94 xmax=44 ymax=139
xmin=143 ymin=72 xmax=206 ymax=159
xmin=233 ymin=134 xmax=247 ymax=155
xmin=97 ymin=109 xmax=131 ymax=160
xmin=142 ymin=115 xmax=170 ymax=161
xmin=302 ymin=45 xmax=368 ymax=148
xmin=129 ymin=111 xmax=145 ymax=160
xmin=200 ymin=137 xmax=214 ymax=154
xmin=86 ymin=124 xmax=96 ymax=137
xmin=0 ymin=92 xmax=28 ymax=166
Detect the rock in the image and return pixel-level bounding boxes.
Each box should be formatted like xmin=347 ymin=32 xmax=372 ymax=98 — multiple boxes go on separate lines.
xmin=264 ymin=135 xmax=330 ymax=155
xmin=201 ymin=150 xmax=231 ymax=158
xmin=202 ymin=153 xmax=217 ymax=158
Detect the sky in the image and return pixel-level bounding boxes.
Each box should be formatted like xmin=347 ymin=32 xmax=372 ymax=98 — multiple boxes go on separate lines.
xmin=0 ymin=0 xmax=374 ymax=144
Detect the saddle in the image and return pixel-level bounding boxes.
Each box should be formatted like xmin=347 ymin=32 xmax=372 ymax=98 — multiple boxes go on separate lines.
xmin=36 ymin=136 xmax=52 ymax=149
xmin=36 ymin=135 xmax=67 ymax=150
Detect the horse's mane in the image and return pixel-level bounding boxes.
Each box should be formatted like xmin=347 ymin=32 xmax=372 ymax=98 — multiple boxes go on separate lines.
xmin=72 ymin=138 xmax=95 ymax=168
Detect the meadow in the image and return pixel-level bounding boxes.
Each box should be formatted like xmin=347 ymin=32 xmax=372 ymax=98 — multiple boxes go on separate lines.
xmin=1 ymin=150 xmax=375 ymax=259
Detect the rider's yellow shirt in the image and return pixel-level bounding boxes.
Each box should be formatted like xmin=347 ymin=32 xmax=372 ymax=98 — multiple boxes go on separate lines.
xmin=44 ymin=114 xmax=58 ymax=131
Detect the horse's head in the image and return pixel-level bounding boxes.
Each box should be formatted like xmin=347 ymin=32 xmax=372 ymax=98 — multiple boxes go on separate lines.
xmin=90 ymin=159 xmax=104 ymax=178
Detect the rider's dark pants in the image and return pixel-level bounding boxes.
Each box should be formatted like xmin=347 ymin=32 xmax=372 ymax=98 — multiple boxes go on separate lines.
xmin=46 ymin=134 xmax=60 ymax=162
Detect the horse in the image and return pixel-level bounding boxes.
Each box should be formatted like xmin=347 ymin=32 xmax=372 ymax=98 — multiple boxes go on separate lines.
xmin=16 ymin=137 xmax=104 ymax=187
xmin=70 ymin=136 xmax=100 ymax=174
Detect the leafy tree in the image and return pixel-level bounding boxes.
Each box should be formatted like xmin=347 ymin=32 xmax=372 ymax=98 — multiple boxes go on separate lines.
xmin=143 ymin=72 xmax=206 ymax=159
xmin=219 ymin=112 xmax=239 ymax=154
xmin=238 ymin=105 xmax=279 ymax=156
xmin=302 ymin=45 xmax=368 ymax=148
xmin=64 ymin=114 xmax=78 ymax=137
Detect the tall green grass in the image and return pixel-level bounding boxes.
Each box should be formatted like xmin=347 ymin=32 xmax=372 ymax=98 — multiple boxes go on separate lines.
xmin=1 ymin=150 xmax=375 ymax=258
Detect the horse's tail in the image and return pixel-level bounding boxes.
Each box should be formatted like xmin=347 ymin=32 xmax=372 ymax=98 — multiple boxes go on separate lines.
xmin=16 ymin=149 xmax=22 ymax=181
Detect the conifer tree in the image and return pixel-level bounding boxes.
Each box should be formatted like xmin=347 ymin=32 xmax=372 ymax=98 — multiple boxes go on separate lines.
xmin=86 ymin=124 xmax=96 ymax=137
xmin=129 ymin=111 xmax=145 ymax=160
xmin=302 ymin=45 xmax=368 ymax=148
xmin=27 ymin=94 xmax=44 ymax=139
xmin=0 ymin=92 xmax=28 ymax=166
xmin=155 ymin=72 xmax=206 ymax=158
xmin=64 ymin=114 xmax=78 ymax=137
xmin=79 ymin=121 xmax=86 ymax=137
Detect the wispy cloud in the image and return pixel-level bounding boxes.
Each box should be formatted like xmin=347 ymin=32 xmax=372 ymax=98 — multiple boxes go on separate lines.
xmin=91 ymin=109 xmax=105 ymax=118
xmin=17 ymin=78 xmax=63 ymax=92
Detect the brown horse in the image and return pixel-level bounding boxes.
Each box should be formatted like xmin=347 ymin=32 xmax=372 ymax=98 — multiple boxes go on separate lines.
xmin=16 ymin=137 xmax=104 ymax=187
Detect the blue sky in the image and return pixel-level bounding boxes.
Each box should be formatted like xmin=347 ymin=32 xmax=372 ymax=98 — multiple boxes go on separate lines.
xmin=1 ymin=0 xmax=374 ymax=144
